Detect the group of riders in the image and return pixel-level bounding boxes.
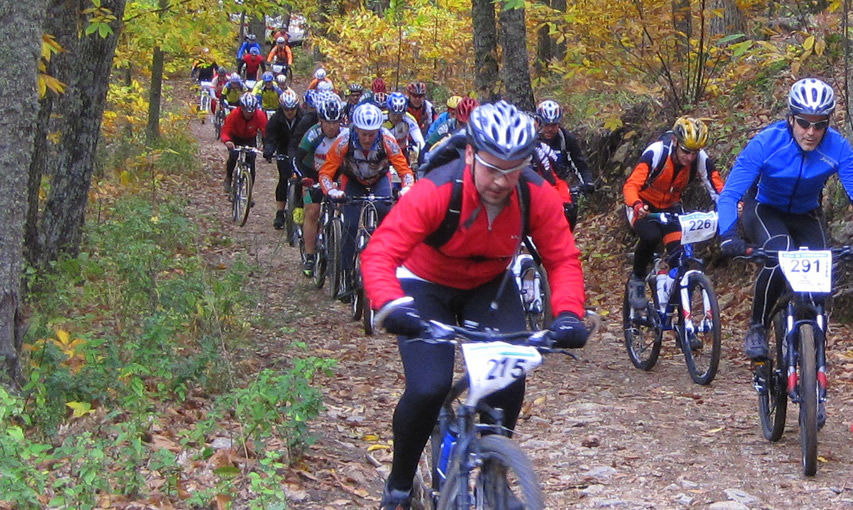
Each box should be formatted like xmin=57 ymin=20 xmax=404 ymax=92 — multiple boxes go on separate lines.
xmin=192 ymin=51 xmax=853 ymax=508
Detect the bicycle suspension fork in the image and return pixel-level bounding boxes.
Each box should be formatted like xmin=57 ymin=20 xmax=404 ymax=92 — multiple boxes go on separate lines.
xmin=784 ymin=302 xmax=828 ymax=403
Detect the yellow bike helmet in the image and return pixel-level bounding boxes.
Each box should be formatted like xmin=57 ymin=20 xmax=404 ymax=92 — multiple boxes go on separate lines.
xmin=446 ymin=95 xmax=463 ymax=109
xmin=673 ymin=116 xmax=708 ymax=151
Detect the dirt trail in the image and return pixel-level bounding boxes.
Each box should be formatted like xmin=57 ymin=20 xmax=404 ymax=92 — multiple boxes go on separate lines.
xmin=189 ymin=111 xmax=853 ymax=510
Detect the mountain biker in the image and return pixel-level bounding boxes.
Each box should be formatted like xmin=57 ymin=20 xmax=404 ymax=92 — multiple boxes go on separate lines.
xmin=319 ymin=102 xmax=415 ymax=299
xmin=295 ymin=95 xmax=350 ymax=276
xmin=287 ymin=90 xmax=322 ymax=156
xmin=372 ymin=77 xmax=387 ymax=94
xmin=383 ymin=92 xmax=425 ymax=163
xmin=220 ymin=74 xmax=247 ymax=109
xmin=718 ymin=78 xmax=853 ymax=361
xmin=267 ymin=37 xmax=293 ymax=67
xmin=624 ymin=116 xmax=724 ymax=310
xmin=191 ymin=48 xmax=219 ymax=83
xmin=264 ymin=90 xmax=304 ymax=230
xmin=426 ymin=95 xmax=462 ymax=138
xmin=209 ymin=67 xmax=229 ymax=114
xmin=220 ymin=92 xmax=267 ymax=193
xmin=360 ymin=101 xmax=588 ymax=510
xmin=422 ymin=96 xmax=479 ymax=154
xmin=307 ymin=67 xmax=334 ymax=91
xmin=535 ymin=100 xmax=595 ymax=193
xmin=236 ymin=34 xmax=261 ymax=62
xmin=253 ymin=72 xmax=283 ymax=111
xmin=342 ymin=82 xmax=364 ymax=124
xmin=405 ymin=81 xmax=437 ymax=135
xmin=239 ymin=46 xmax=266 ymax=81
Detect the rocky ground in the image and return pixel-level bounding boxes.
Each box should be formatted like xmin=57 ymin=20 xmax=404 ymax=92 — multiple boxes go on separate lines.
xmin=189 ymin=103 xmax=853 ymax=510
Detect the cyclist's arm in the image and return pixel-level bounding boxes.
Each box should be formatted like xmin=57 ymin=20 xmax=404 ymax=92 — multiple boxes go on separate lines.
xmin=319 ymin=134 xmax=348 ymax=193
xmin=220 ymin=111 xmax=236 ymax=145
xmin=266 ymin=47 xmax=277 ymax=63
xmin=695 ymin=152 xmax=724 ymax=202
xmin=717 ymin=135 xmax=766 ymax=234
xmin=405 ymin=115 xmax=425 ymax=150
xmin=286 ymin=46 xmax=293 ymax=66
xmin=527 ymin=179 xmax=586 ymax=317
xmin=834 ymin=133 xmax=853 ymax=200
xmin=263 ymin=114 xmax=282 ymax=156
xmin=383 ymin=133 xmax=415 ymax=187
xmin=563 ymin=129 xmax=594 ymax=184
xmin=623 ymin=160 xmax=651 ymax=208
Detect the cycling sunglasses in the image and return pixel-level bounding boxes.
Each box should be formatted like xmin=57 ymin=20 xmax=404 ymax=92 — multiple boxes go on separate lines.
xmin=678 ymin=145 xmax=698 ymax=155
xmin=793 ymin=116 xmax=829 ymax=131
xmin=474 ymin=153 xmax=530 ymax=175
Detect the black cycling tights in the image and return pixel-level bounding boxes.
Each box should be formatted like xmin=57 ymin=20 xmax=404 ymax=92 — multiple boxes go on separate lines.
xmin=386 ymin=274 xmax=527 ymax=493
xmin=631 ymin=211 xmax=681 ymax=279
xmin=742 ymin=199 xmax=827 ymax=325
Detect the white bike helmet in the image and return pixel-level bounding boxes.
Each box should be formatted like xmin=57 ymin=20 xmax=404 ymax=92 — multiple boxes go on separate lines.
xmin=239 ymin=92 xmax=258 ymax=113
xmin=318 ymin=96 xmax=343 ymax=122
xmin=536 ymin=100 xmax=563 ymax=124
xmin=316 ymin=80 xmax=333 ymax=92
xmin=352 ymin=103 xmax=384 ymax=130
xmin=314 ymin=68 xmax=327 ymax=80
xmin=466 ymin=101 xmax=537 ymax=160
xmin=788 ymin=78 xmax=835 ymax=116
xmin=279 ymin=90 xmax=299 ymax=109
xmin=276 ymin=36 xmax=286 ymax=44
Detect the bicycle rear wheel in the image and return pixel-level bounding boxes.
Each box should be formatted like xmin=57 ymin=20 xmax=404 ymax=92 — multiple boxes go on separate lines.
xmin=799 ymin=324 xmax=818 ymax=476
xmin=519 ymin=261 xmax=552 ymax=331
xmin=757 ymin=312 xmax=787 ymax=441
xmin=679 ymin=272 xmax=721 ymax=385
xmin=436 ymin=435 xmax=544 ymax=510
xmin=285 ymin=67 xmax=294 ymax=88
xmin=623 ymin=276 xmax=662 ymax=370
xmin=327 ymin=218 xmax=343 ymax=299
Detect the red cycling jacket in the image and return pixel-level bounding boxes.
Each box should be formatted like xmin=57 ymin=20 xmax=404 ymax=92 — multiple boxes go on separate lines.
xmin=221 ymin=108 xmax=267 ymax=144
xmin=361 ymin=161 xmax=586 ymax=317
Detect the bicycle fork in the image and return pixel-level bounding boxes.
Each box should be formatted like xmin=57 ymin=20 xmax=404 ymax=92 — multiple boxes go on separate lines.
xmin=784 ymin=308 xmax=828 ymax=404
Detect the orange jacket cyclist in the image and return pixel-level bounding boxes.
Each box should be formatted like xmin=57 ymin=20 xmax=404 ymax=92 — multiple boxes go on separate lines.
xmin=319 ymin=103 xmax=414 ymax=298
xmin=623 ymin=116 xmax=724 ymax=309
xmin=267 ymin=37 xmax=293 ymax=66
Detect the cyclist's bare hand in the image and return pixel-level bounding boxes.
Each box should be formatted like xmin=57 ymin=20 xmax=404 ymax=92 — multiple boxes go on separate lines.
xmin=225 ymin=141 xmax=235 ymax=150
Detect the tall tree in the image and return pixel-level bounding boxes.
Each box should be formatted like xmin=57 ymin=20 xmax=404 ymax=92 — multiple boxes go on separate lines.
xmin=145 ymin=0 xmax=169 ymax=142
xmin=472 ymin=0 xmax=499 ymax=99
xmin=499 ymin=3 xmax=535 ymax=110
xmin=0 ymin=0 xmax=46 ymax=385
xmin=536 ymin=0 xmax=551 ymax=72
xmin=35 ymin=0 xmax=127 ymax=264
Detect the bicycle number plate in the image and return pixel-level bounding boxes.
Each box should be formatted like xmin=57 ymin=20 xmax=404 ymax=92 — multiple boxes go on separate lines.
xmin=778 ymin=250 xmax=832 ymax=293
xmin=272 ymin=64 xmax=284 ymax=73
xmin=678 ymin=211 xmax=717 ymax=244
xmin=461 ymin=342 xmax=542 ymax=405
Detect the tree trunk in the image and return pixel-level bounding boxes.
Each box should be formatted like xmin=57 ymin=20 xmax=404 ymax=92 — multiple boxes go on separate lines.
xmin=499 ymin=5 xmax=535 ymax=111
xmin=249 ymin=16 xmax=266 ymax=45
xmin=0 ymin=0 xmax=45 ymax=386
xmin=709 ymin=0 xmax=746 ymax=37
xmin=551 ymin=0 xmax=566 ymax=61
xmin=146 ymin=46 xmax=164 ymax=143
xmin=472 ymin=0 xmax=499 ymax=100
xmin=37 ymin=0 xmax=127 ymax=264
xmin=535 ymin=0 xmax=551 ymax=73
xmin=671 ymin=0 xmax=692 ymax=62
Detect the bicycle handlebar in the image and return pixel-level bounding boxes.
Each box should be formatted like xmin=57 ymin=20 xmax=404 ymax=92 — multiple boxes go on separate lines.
xmin=232 ymin=146 xmax=261 ymax=153
xmin=741 ymin=245 xmax=853 ymax=262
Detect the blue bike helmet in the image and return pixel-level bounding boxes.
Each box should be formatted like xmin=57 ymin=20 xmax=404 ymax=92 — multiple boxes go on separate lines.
xmin=387 ymin=92 xmax=408 ymax=114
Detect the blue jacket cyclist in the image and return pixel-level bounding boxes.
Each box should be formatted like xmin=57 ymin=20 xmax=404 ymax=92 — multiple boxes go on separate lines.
xmin=718 ymin=78 xmax=853 ymax=361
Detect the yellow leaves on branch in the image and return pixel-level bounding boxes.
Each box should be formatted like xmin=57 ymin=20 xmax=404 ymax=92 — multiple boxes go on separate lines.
xmin=25 ymin=328 xmax=88 ymax=374
xmin=38 ymin=33 xmax=65 ymax=97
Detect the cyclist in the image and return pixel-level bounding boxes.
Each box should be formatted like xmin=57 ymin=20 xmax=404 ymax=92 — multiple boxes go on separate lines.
xmin=236 ymin=34 xmax=261 ymax=62
xmin=220 ymin=92 xmax=267 ymax=193
xmin=360 ymin=101 xmax=588 ymax=510
xmin=295 ymin=95 xmax=350 ymax=276
xmin=422 ymin=96 xmax=478 ymax=154
xmin=372 ymin=77 xmax=387 ymax=94
xmin=239 ymin=46 xmax=266 ymax=81
xmin=624 ymin=116 xmax=724 ymax=310
xmin=288 ymin=90 xmax=322 ymax=156
xmin=405 ymin=81 xmax=437 ymax=135
xmin=220 ymin=74 xmax=247 ymax=111
xmin=209 ymin=67 xmax=229 ymax=114
xmin=372 ymin=92 xmax=388 ymax=112
xmin=275 ymin=74 xmax=288 ymax=90
xmin=271 ymin=26 xmax=289 ymax=45
xmin=307 ymin=68 xmax=334 ymax=91
xmin=383 ymin=92 xmax=425 ymax=164
xmin=191 ymin=48 xmax=219 ymax=83
xmin=264 ymin=90 xmax=304 ymax=230
xmin=318 ymin=102 xmax=415 ymax=298
xmin=253 ymin=72 xmax=283 ymax=111
xmin=342 ymin=82 xmax=364 ymax=124
xmin=267 ymin=37 xmax=293 ymax=68
xmin=420 ymin=97 xmax=479 ymax=173
xmin=425 ymin=95 xmax=462 ymax=138
xmin=718 ymin=78 xmax=853 ymax=361
xmin=536 ymin=100 xmax=595 ymax=194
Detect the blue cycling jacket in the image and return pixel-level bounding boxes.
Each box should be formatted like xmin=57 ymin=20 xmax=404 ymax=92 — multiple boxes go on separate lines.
xmin=718 ymin=119 xmax=853 ymax=234
xmin=237 ymin=41 xmax=262 ymax=60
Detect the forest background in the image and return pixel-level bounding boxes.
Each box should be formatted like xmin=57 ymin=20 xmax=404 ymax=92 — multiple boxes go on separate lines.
xmin=1 ymin=0 xmax=853 ymax=507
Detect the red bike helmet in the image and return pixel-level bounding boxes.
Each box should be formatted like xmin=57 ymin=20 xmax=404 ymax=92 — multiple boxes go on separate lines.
xmin=455 ymin=97 xmax=479 ymax=124
xmin=372 ymin=78 xmax=386 ymax=93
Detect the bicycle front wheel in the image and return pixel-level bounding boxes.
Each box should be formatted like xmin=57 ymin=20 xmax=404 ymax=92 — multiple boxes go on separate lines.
xmin=436 ymin=435 xmax=544 ymax=510
xmin=679 ymin=272 xmax=721 ymax=385
xmin=327 ymin=218 xmax=343 ymax=299
xmin=235 ymin=167 xmax=253 ymax=227
xmin=799 ymin=324 xmax=818 ymax=476
xmin=285 ymin=178 xmax=300 ymax=246
xmin=758 ymin=311 xmax=787 ymax=441
xmin=520 ymin=261 xmax=552 ymax=331
xmin=623 ymin=277 xmax=662 ymax=370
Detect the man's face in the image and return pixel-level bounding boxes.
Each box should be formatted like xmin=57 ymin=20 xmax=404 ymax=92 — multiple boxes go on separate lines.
xmin=320 ymin=119 xmax=341 ymax=139
xmin=540 ymin=122 xmax=560 ymax=141
xmin=357 ymin=128 xmax=379 ymax=147
xmin=241 ymin=108 xmax=255 ymax=120
xmin=448 ymin=108 xmax=457 ymax=120
xmin=465 ymin=145 xmax=525 ymax=206
xmin=264 ymin=82 xmax=274 ymax=89
xmin=409 ymin=93 xmax=424 ymax=108
xmin=674 ymin=145 xmax=698 ymax=167
xmin=283 ymin=107 xmax=298 ymax=120
xmin=388 ymin=112 xmax=402 ymax=124
xmin=790 ymin=114 xmax=829 ymax=152
xmin=348 ymin=92 xmax=361 ymax=104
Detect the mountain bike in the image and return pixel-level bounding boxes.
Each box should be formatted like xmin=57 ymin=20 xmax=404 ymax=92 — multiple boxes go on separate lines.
xmin=510 ymin=237 xmax=552 ymax=332
xmin=214 ymin=102 xmax=233 ymax=140
xmin=743 ymin=245 xmax=853 ymax=476
xmin=284 ymin=157 xmax=304 ymax=247
xmin=404 ymin=314 xmax=599 ymax=510
xmin=314 ymin=194 xmax=344 ymax=298
xmin=347 ymin=194 xmax=395 ymax=335
xmin=197 ymin=81 xmax=213 ymax=123
xmin=622 ymin=210 xmax=721 ymax=385
xmin=229 ymin=146 xmax=259 ymax=227
xmin=271 ymin=62 xmax=293 ymax=88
